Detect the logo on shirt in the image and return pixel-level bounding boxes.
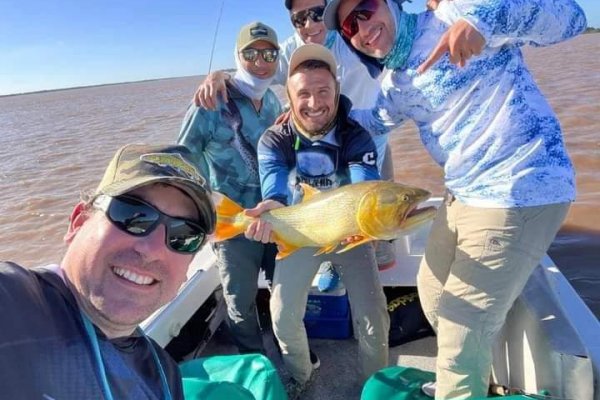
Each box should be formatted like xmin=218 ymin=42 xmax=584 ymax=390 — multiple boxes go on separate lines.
xmin=362 ymin=151 xmax=376 ymax=166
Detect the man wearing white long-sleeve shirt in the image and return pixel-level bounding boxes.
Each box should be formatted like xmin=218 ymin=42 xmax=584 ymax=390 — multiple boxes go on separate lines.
xmin=324 ymin=0 xmax=587 ymax=398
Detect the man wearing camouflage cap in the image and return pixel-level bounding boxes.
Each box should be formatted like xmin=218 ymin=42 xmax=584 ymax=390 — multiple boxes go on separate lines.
xmin=0 ymin=143 xmax=215 ymax=399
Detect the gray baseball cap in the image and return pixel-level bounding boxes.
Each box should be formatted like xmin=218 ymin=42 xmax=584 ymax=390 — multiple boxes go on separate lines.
xmin=237 ymin=21 xmax=279 ymax=51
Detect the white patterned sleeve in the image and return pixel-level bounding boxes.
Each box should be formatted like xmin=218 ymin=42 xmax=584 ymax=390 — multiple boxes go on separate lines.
xmin=349 ymin=73 xmax=406 ymax=137
xmin=436 ymin=0 xmax=587 ymax=48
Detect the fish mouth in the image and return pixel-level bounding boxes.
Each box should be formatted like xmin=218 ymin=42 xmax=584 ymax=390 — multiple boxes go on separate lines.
xmin=403 ymin=204 xmax=437 ymax=229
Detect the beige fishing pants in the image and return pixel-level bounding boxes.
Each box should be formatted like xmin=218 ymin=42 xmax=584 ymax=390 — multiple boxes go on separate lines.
xmin=417 ymin=195 xmax=569 ymax=399
xmin=270 ymin=244 xmax=390 ymax=384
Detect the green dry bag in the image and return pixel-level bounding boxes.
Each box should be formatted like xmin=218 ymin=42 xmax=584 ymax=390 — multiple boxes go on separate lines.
xmin=180 ymin=354 xmax=287 ymax=400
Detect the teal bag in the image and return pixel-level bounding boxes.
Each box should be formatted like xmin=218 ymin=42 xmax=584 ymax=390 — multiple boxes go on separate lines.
xmin=361 ymin=366 xmax=539 ymax=400
xmin=180 ymin=354 xmax=287 ymax=400
xmin=181 ymin=379 xmax=255 ymax=400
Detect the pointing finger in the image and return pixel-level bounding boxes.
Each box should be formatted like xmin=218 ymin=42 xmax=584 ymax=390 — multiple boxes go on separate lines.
xmin=417 ymin=32 xmax=450 ymax=74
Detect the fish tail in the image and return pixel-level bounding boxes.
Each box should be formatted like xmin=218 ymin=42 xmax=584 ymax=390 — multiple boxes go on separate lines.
xmin=213 ymin=193 xmax=247 ymax=242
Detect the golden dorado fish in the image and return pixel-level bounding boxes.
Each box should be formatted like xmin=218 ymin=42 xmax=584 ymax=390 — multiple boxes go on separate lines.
xmin=213 ymin=180 xmax=437 ymax=259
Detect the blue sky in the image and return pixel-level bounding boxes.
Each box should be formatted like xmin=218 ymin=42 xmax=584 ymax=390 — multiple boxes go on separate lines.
xmin=1 ymin=0 xmax=598 ymax=95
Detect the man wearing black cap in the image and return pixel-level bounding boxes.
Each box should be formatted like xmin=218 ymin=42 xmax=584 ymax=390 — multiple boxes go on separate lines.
xmin=0 ymin=144 xmax=215 ymax=399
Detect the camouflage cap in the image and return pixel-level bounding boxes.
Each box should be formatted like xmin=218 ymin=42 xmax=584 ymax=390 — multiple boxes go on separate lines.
xmin=236 ymin=21 xmax=279 ymax=51
xmin=96 ymin=144 xmax=216 ymax=234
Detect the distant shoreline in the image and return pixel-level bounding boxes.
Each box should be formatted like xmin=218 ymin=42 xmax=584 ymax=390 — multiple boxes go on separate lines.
xmin=0 ymin=75 xmax=202 ymax=99
xmin=3 ymin=28 xmax=599 ymax=97
xmin=0 ymin=69 xmax=237 ymax=99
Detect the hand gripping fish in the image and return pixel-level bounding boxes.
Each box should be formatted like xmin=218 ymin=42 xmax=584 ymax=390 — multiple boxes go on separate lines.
xmin=212 ymin=180 xmax=437 ymax=259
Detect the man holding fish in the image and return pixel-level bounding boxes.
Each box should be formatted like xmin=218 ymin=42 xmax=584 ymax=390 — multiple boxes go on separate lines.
xmin=243 ymin=43 xmax=390 ymax=399
xmin=195 ymin=0 xmax=399 ymax=274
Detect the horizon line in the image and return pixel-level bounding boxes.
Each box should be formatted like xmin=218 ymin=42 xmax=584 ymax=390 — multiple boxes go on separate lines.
xmin=0 ymin=69 xmax=237 ymax=98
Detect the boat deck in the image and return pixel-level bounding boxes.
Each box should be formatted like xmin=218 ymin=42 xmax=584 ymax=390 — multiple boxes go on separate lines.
xmin=199 ymin=304 xmax=437 ymax=400
xmin=143 ymin=197 xmax=600 ymax=399
xmin=188 ymin=224 xmax=438 ymax=399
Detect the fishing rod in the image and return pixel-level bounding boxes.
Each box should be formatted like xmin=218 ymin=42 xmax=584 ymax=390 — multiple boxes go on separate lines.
xmin=207 ymin=0 xmax=225 ymax=74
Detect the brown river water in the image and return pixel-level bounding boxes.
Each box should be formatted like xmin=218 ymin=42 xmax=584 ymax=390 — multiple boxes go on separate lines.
xmin=1 ymin=34 xmax=598 ymax=317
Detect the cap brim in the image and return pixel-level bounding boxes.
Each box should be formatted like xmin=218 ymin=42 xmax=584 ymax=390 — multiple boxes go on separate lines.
xmin=239 ymin=38 xmax=280 ymax=51
xmin=323 ymin=0 xmax=343 ymax=30
xmin=100 ymin=176 xmax=216 ymax=234
xmin=288 ymin=44 xmax=337 ymax=79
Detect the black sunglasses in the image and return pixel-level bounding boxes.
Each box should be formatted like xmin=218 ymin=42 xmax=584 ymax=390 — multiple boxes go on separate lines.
xmin=290 ymin=6 xmax=325 ymax=29
xmin=93 ymin=194 xmax=207 ymax=254
xmin=240 ymin=48 xmax=279 ymax=63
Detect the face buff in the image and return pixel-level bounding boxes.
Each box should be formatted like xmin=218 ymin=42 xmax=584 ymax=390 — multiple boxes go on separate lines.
xmin=379 ymin=0 xmax=417 ymax=71
xmin=232 ymin=47 xmax=277 ymax=100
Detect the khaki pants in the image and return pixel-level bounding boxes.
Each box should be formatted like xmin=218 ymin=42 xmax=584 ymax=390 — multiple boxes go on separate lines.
xmin=417 ymin=196 xmax=569 ymax=399
xmin=270 ymin=244 xmax=390 ymax=384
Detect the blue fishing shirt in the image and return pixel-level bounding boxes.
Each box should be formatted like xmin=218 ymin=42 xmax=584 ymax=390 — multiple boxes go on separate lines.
xmin=178 ymin=83 xmax=282 ymax=209
xmin=274 ymin=32 xmax=389 ymax=173
xmin=352 ymin=0 xmax=586 ymax=208
xmin=258 ymin=96 xmax=380 ymax=206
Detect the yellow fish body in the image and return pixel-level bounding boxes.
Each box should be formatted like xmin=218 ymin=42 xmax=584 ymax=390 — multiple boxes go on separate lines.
xmin=213 ymin=180 xmax=436 ymax=259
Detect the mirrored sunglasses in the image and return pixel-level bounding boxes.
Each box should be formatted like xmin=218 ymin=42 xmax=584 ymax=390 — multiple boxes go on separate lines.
xmin=240 ymin=48 xmax=279 ymax=63
xmin=93 ymin=194 xmax=207 ymax=254
xmin=340 ymin=0 xmax=379 ymax=39
xmin=290 ymin=6 xmax=325 ymax=28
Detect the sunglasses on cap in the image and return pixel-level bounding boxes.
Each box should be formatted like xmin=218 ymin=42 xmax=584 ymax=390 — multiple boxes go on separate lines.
xmin=93 ymin=194 xmax=208 ymax=254
xmin=340 ymin=0 xmax=379 ymax=40
xmin=240 ymin=48 xmax=279 ymax=63
xmin=290 ymin=6 xmax=325 ymax=29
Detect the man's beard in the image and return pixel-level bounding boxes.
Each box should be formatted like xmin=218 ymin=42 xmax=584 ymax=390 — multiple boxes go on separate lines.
xmin=288 ymin=84 xmax=340 ymax=141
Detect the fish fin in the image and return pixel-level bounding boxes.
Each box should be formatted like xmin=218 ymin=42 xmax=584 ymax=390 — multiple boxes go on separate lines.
xmin=337 ymin=236 xmax=373 ymax=253
xmin=213 ymin=192 xmax=246 ymax=242
xmin=314 ymin=243 xmax=338 ymax=256
xmin=298 ymin=183 xmax=320 ymax=202
xmin=273 ymin=233 xmax=300 ymax=260
xmin=275 ymin=243 xmax=301 ymax=260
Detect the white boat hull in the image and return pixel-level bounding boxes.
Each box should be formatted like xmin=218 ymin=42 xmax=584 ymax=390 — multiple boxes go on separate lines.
xmin=142 ymin=197 xmax=600 ymax=398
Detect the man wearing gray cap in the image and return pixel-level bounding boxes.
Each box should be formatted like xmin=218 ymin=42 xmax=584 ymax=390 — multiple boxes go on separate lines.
xmin=178 ymin=21 xmax=283 ymax=356
xmin=0 ymin=144 xmax=215 ymax=399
